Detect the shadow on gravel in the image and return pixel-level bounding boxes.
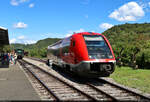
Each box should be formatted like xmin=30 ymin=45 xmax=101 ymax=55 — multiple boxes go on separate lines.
xmin=48 ymin=64 xmax=105 ymax=86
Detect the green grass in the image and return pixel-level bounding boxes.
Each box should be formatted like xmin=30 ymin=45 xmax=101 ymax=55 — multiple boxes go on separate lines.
xmin=110 ymin=66 xmax=150 ymax=94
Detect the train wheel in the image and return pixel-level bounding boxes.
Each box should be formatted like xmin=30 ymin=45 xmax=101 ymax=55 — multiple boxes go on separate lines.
xmin=47 ymin=59 xmax=50 ymax=66
xmin=65 ymin=64 xmax=70 ymax=71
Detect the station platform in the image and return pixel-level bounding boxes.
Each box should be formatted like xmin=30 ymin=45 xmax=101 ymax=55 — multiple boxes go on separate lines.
xmin=0 ymin=63 xmax=40 ymax=100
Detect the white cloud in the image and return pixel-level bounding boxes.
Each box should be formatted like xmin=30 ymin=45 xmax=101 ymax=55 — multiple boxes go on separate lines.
xmin=22 ymin=40 xmax=36 ymax=44
xmin=29 ymin=3 xmax=34 ymax=8
xmin=76 ymin=28 xmax=85 ymax=33
xmin=65 ymin=31 xmax=73 ymax=37
xmin=18 ymin=35 xmax=25 ymax=40
xmin=66 ymin=34 xmax=72 ymax=37
xmin=149 ymin=2 xmax=150 ymax=7
xmin=10 ymin=0 xmax=19 ymax=6
xmin=10 ymin=35 xmax=36 ymax=44
xmin=91 ymin=30 xmax=95 ymax=32
xmin=17 ymin=39 xmax=36 ymax=44
xmin=13 ymin=22 xmax=27 ymax=29
xmin=10 ymin=0 xmax=29 ymax=6
xmin=99 ymin=23 xmax=113 ymax=30
xmin=10 ymin=38 xmax=17 ymax=43
xmin=109 ymin=2 xmax=145 ymax=21
xmin=65 ymin=28 xmax=85 ymax=37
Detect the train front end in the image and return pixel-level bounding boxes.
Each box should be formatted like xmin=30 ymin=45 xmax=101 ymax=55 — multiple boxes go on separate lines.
xmin=15 ymin=49 xmax=24 ymax=59
xmin=71 ymin=32 xmax=116 ymax=78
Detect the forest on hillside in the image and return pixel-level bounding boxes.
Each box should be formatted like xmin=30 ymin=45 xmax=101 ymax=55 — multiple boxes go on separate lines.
xmin=102 ymin=23 xmax=150 ymax=69
xmin=11 ymin=38 xmax=61 ymax=58
xmin=11 ymin=23 xmax=150 ymax=69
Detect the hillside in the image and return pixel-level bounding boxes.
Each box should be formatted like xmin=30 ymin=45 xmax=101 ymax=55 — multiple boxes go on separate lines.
xmin=102 ymin=23 xmax=150 ymax=68
xmin=35 ymin=38 xmax=61 ymax=49
xmin=11 ymin=38 xmax=61 ymax=49
xmin=11 ymin=38 xmax=61 ymax=58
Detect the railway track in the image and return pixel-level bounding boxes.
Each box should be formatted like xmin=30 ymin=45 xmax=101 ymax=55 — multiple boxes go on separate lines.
xmin=27 ymin=57 xmax=47 ymax=63
xmin=64 ymin=70 xmax=150 ymax=102
xmin=62 ymin=71 xmax=150 ymax=102
xmin=18 ymin=59 xmax=102 ymax=101
xmin=21 ymin=58 xmax=150 ymax=102
xmin=86 ymin=79 xmax=150 ymax=102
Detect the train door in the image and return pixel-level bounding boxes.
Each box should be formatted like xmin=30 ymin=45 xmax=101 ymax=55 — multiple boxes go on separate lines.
xmin=70 ymin=38 xmax=76 ymax=64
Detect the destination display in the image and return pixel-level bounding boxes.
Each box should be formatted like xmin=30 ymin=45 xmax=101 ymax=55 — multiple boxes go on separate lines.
xmin=83 ymin=35 xmax=104 ymax=41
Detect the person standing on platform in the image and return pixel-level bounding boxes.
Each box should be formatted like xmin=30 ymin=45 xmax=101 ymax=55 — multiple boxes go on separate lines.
xmin=14 ymin=53 xmax=17 ymax=64
xmin=9 ymin=53 xmax=12 ymax=64
xmin=10 ymin=53 xmax=14 ymax=65
xmin=5 ymin=52 xmax=9 ymax=65
xmin=8 ymin=53 xmax=10 ymax=63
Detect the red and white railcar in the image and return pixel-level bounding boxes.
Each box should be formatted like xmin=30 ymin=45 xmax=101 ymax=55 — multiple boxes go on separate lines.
xmin=47 ymin=32 xmax=116 ymax=78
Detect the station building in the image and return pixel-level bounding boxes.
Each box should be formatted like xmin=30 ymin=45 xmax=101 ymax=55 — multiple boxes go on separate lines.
xmin=0 ymin=26 xmax=10 ymax=67
xmin=0 ymin=26 xmax=9 ymax=48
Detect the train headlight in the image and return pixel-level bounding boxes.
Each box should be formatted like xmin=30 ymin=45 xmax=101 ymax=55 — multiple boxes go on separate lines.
xmin=89 ymin=55 xmax=92 ymax=59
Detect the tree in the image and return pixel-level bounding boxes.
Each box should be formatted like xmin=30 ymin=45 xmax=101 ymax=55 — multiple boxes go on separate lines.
xmin=2 ymin=45 xmax=11 ymax=52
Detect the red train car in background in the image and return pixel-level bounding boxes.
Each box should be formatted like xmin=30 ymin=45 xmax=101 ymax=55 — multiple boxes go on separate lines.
xmin=47 ymin=32 xmax=116 ymax=78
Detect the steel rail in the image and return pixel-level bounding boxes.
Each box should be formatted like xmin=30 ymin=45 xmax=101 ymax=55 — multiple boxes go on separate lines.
xmin=46 ymin=63 xmax=150 ymax=102
xmin=87 ymin=83 xmax=118 ymax=102
xmin=31 ymin=59 xmax=123 ymax=102
xmin=19 ymin=60 xmax=59 ymax=101
xmin=97 ymin=78 xmax=150 ymax=102
xmin=22 ymin=59 xmax=98 ymax=102
xmin=27 ymin=58 xmax=150 ymax=102
xmin=36 ymin=59 xmax=119 ymax=102
xmin=28 ymin=57 xmax=47 ymax=63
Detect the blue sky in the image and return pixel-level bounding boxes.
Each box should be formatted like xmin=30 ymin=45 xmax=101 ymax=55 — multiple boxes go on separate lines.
xmin=0 ymin=0 xmax=150 ymax=44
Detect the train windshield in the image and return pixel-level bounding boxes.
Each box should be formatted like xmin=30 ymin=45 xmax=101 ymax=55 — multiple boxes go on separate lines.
xmin=83 ymin=35 xmax=113 ymax=59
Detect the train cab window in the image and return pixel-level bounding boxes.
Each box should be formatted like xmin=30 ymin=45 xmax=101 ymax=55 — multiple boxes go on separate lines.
xmin=83 ymin=35 xmax=113 ymax=59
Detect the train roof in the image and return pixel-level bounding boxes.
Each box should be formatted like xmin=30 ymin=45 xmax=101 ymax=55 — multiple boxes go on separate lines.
xmin=47 ymin=32 xmax=103 ymax=49
xmin=72 ymin=32 xmax=102 ymax=36
xmin=0 ymin=26 xmax=9 ymax=46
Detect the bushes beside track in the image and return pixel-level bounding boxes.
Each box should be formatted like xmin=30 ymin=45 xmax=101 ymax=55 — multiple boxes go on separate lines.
xmin=102 ymin=23 xmax=150 ymax=69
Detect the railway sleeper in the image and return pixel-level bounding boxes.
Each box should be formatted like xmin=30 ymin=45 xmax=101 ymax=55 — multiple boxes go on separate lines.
xmin=115 ymin=96 xmax=138 ymax=100
xmin=54 ymin=91 xmax=77 ymax=95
